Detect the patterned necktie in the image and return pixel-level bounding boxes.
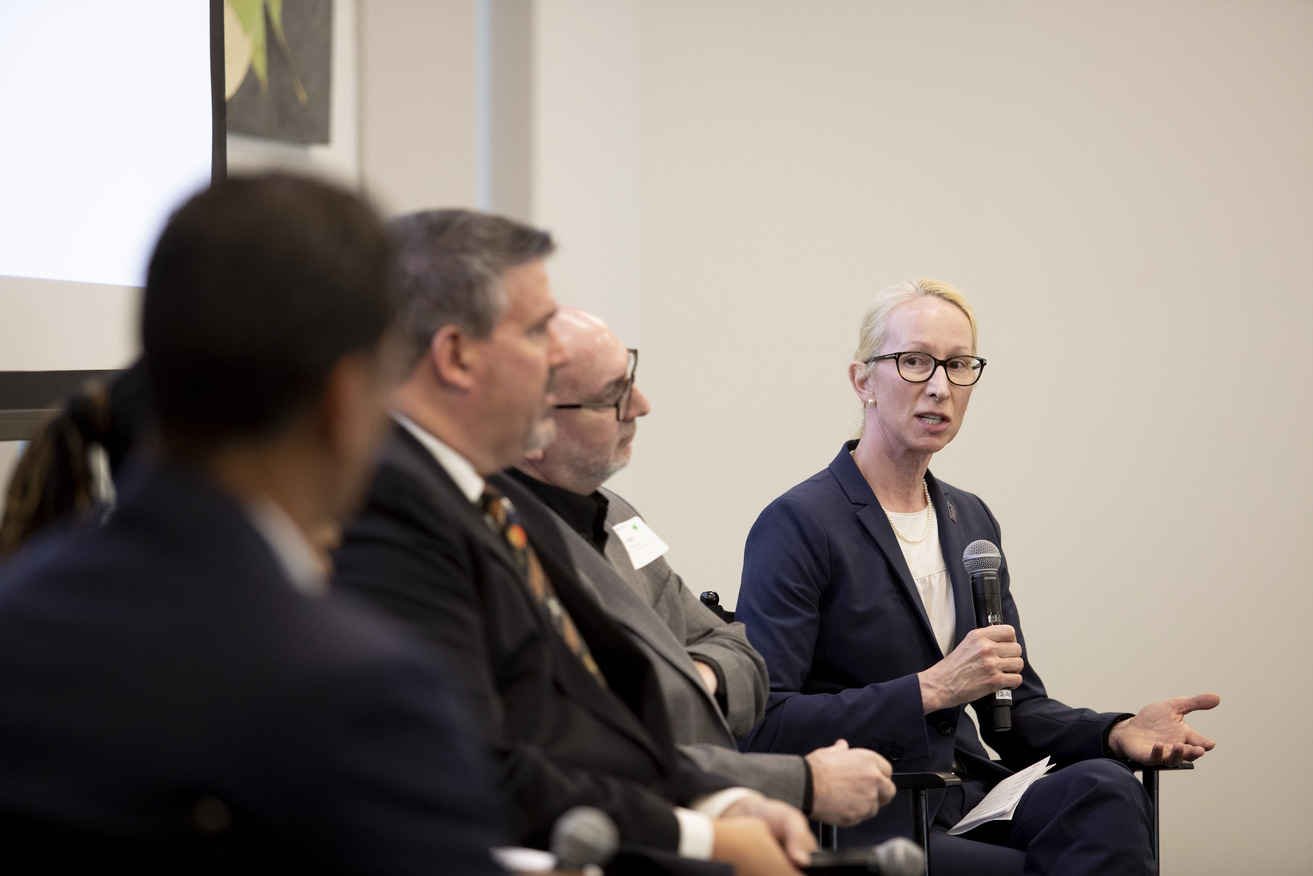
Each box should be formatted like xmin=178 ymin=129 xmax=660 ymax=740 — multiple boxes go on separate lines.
xmin=480 ymin=487 xmax=604 ymax=682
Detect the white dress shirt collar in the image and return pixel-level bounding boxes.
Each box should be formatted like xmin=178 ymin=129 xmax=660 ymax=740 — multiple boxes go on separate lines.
xmin=393 ymin=412 xmax=485 ymax=503
xmin=244 ymin=496 xmax=327 ymax=598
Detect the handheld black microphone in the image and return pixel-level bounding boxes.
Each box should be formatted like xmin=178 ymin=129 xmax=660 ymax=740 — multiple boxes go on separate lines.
xmin=963 ymin=539 xmax=1011 ymax=733
xmin=550 ymin=806 xmax=618 ymax=874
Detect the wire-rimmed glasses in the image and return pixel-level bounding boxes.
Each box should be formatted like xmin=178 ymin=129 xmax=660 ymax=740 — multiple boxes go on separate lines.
xmin=553 ymin=348 xmax=640 ymax=420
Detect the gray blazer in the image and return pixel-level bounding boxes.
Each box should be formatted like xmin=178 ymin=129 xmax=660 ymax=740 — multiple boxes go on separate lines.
xmin=534 ymin=484 xmax=809 ymax=809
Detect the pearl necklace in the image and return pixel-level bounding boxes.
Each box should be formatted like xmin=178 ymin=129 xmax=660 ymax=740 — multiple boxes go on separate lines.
xmin=885 ymin=479 xmax=934 ymax=545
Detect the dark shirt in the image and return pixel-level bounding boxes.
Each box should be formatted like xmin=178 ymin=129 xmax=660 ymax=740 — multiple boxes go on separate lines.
xmin=506 ymin=468 xmax=611 ymax=554
xmin=502 ymin=467 xmax=737 ymax=722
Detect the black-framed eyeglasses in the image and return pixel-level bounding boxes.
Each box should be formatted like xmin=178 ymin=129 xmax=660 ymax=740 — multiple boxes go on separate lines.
xmin=553 ymin=348 xmax=639 ymax=420
xmin=864 ymin=351 xmax=987 ymax=387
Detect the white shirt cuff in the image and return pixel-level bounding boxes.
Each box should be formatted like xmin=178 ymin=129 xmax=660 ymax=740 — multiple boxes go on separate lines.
xmin=674 ymin=788 xmax=763 ymax=858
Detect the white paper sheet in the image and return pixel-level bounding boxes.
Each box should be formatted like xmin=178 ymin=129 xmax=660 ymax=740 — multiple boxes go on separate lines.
xmin=948 ymin=756 xmax=1053 ymax=835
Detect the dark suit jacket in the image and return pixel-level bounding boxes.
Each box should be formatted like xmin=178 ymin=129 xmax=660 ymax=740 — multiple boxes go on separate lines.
xmin=737 ymin=442 xmax=1124 ymax=845
xmin=0 ymin=464 xmax=505 ymax=875
xmin=506 ymin=476 xmax=809 ymax=810
xmin=332 ymin=425 xmax=729 ymax=852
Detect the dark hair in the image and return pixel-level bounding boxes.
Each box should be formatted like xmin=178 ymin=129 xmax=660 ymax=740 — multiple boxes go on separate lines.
xmin=141 ymin=173 xmax=394 ymax=457
xmin=387 ymin=209 xmax=555 ymax=366
xmin=0 ymin=364 xmax=152 ymax=559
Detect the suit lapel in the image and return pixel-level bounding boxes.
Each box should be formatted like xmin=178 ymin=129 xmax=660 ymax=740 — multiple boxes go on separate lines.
xmin=596 ymin=531 xmax=731 ymax=736
xmin=388 ymin=435 xmax=670 ymax=765
xmin=491 ymin=474 xmax=672 ymax=765
xmin=382 ymin=425 xmax=523 ymax=586
xmin=831 ymin=444 xmax=942 ymax=653
xmin=927 ymin=473 xmax=979 ymax=649
xmin=582 ymin=533 xmax=701 ymax=692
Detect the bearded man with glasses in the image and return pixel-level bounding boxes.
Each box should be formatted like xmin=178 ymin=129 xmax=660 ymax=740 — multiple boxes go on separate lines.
xmin=502 ymin=306 xmax=898 ymax=830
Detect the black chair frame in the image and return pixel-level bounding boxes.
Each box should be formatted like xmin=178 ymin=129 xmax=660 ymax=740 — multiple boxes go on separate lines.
xmin=816 ymin=762 xmax=1191 ymax=875
xmin=696 ymin=592 xmax=1192 ymax=874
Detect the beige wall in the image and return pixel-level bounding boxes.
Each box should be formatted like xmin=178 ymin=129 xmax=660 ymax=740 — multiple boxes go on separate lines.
xmin=357 ymin=0 xmax=480 ymax=214
xmin=529 ymin=1 xmax=1312 ymax=870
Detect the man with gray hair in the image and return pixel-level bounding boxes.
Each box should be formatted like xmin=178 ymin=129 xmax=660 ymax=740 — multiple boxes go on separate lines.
xmin=333 ymin=209 xmax=817 ymax=875
xmin=501 ymin=306 xmax=897 ymax=828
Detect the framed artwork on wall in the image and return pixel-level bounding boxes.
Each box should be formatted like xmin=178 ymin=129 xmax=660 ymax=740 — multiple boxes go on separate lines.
xmin=224 ymin=0 xmax=333 ymax=145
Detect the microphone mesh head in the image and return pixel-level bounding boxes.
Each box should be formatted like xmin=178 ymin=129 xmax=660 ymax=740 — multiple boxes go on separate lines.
xmin=874 ymin=837 xmax=927 ymax=876
xmin=962 ymin=539 xmax=1002 ymax=574
xmin=550 ymin=806 xmax=618 ymax=868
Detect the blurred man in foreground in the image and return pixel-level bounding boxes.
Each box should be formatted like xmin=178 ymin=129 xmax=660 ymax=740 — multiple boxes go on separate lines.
xmin=504 ymin=306 xmax=897 ymax=828
xmin=0 ymin=174 xmax=506 ymax=874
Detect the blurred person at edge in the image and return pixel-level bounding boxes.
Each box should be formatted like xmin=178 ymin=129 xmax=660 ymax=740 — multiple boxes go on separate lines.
xmin=0 ymin=174 xmax=507 ymax=875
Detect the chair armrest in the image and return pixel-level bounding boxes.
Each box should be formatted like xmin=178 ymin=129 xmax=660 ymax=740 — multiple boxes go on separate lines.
xmin=698 ymin=590 xmax=735 ymax=623
xmin=892 ymin=771 xmax=962 ymax=790
xmin=1128 ymin=760 xmax=1193 ymax=864
xmin=1130 ymin=762 xmax=1194 ymax=774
